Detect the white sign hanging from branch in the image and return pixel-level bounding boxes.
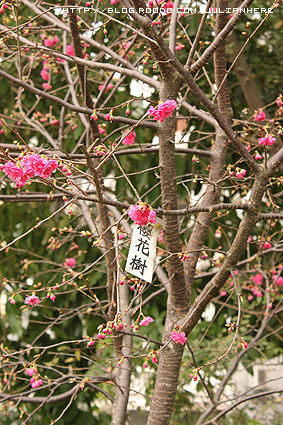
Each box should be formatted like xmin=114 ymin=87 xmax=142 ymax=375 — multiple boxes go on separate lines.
xmin=125 ymin=218 xmax=164 ymax=283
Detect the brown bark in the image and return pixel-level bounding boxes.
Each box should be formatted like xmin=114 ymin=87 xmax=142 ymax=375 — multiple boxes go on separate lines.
xmin=184 ymin=0 xmax=232 ymax=299
xmin=228 ymin=31 xmax=265 ymax=111
xmin=66 ymin=5 xmax=130 ymax=424
xmin=146 ymin=79 xmax=189 ymax=424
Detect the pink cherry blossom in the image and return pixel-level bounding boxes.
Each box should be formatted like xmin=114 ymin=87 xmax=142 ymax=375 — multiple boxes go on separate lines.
xmin=220 ymin=291 xmax=227 ymax=296
xmin=42 ymin=83 xmax=52 ymax=90
xmin=255 ymin=152 xmax=262 ymax=160
xmin=122 ymin=131 xmax=136 ymax=145
xmin=152 ymin=355 xmax=158 ymax=364
xmin=0 ymin=161 xmax=28 ymax=187
xmin=128 ymin=202 xmax=157 ymax=226
xmin=147 ymin=100 xmax=178 ymax=122
xmin=31 ymin=378 xmax=43 ymax=388
xmin=259 ymin=241 xmax=272 ymax=250
xmin=252 ymin=273 xmax=263 ymax=285
xmin=97 ymin=333 xmax=106 ymax=340
xmin=40 ymin=69 xmax=50 ymax=81
xmin=25 ymin=294 xmax=40 ymax=306
xmin=252 ymin=289 xmax=262 ymax=297
xmin=235 ymin=168 xmax=246 ymax=179
xmin=66 ymin=44 xmax=75 ymax=57
xmin=247 ymin=295 xmax=254 ymax=301
xmin=65 ymin=257 xmax=76 ymax=267
xmin=275 ymin=277 xmax=283 ymax=286
xmin=276 ymin=96 xmax=282 ymax=106
xmin=20 ymin=154 xmax=58 ymax=179
xmin=139 ymin=316 xmax=154 ymax=326
xmin=98 ymin=84 xmax=114 ymax=92
xmin=170 ymin=330 xmax=187 ymax=345
xmin=258 ymin=134 xmax=276 ymax=146
xmin=253 ymin=110 xmax=266 ymax=121
xmin=50 ymin=294 xmax=56 ymax=302
xmin=104 ymin=113 xmax=113 ymax=121
xmin=175 ymin=44 xmax=185 ymax=51
xmin=8 ymin=297 xmax=15 ymax=304
xmin=43 ymin=37 xmax=59 ymax=48
xmin=26 ymin=368 xmax=35 ymax=377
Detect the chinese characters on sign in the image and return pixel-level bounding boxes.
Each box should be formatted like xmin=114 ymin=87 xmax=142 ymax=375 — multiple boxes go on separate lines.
xmin=125 ymin=219 xmax=164 ymax=283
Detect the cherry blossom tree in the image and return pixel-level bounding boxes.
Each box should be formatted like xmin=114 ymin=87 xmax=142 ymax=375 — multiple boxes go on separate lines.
xmin=0 ymin=1 xmax=283 ymax=424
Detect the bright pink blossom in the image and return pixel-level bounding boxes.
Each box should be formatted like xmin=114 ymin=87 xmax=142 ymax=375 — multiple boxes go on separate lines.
xmin=66 ymin=44 xmax=75 ymax=57
xmin=25 ymin=294 xmax=40 ymax=306
xmin=247 ymin=295 xmax=254 ymax=301
xmin=128 ymin=202 xmax=157 ymax=226
xmin=139 ymin=316 xmax=154 ymax=327
xmin=220 ymin=291 xmax=227 ymax=296
xmin=98 ymin=84 xmax=114 ymax=92
xmin=44 ymin=37 xmax=59 ymax=48
xmin=252 ymin=289 xmax=262 ymax=297
xmin=31 ymin=378 xmax=42 ymax=389
xmin=104 ymin=113 xmax=113 ymax=121
xmin=147 ymin=100 xmax=178 ymax=122
xmin=40 ymin=69 xmax=50 ymax=81
xmin=122 ymin=131 xmax=136 ymax=145
xmin=255 ymin=152 xmax=262 ymax=160
xmin=276 ymin=96 xmax=282 ymax=106
xmin=65 ymin=257 xmax=76 ymax=267
xmin=275 ymin=277 xmax=283 ymax=286
xmin=97 ymin=333 xmax=106 ymax=340
xmin=175 ymin=44 xmax=185 ymax=51
xmin=26 ymin=368 xmax=35 ymax=377
xmin=235 ymin=168 xmax=246 ymax=179
xmin=20 ymin=154 xmax=58 ymax=179
xmin=170 ymin=330 xmax=187 ymax=345
xmin=253 ymin=110 xmax=266 ymax=121
xmin=0 ymin=161 xmax=28 ymax=187
xmin=260 ymin=241 xmax=272 ymax=250
xmin=252 ymin=274 xmax=263 ymax=285
xmin=8 ymin=297 xmax=15 ymax=304
xmin=258 ymin=134 xmax=276 ymax=146
xmin=42 ymin=83 xmax=52 ymax=90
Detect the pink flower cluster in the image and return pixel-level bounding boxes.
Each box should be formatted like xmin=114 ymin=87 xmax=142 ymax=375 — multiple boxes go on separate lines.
xmin=25 ymin=294 xmax=40 ymax=306
xmin=65 ymin=257 xmax=76 ymax=267
xmin=0 ymin=3 xmax=8 ymax=14
xmin=175 ymin=44 xmax=185 ymax=51
xmin=66 ymin=44 xmax=75 ymax=57
xmin=273 ymin=276 xmax=283 ymax=286
xmin=252 ymin=273 xmax=263 ymax=285
xmin=26 ymin=368 xmax=43 ymax=389
xmin=0 ymin=154 xmax=58 ymax=187
xmin=40 ymin=61 xmax=52 ymax=90
xmin=128 ymin=202 xmax=157 ymax=226
xmin=44 ymin=36 xmax=59 ymax=48
xmin=260 ymin=241 xmax=272 ymax=250
xmin=170 ymin=330 xmax=187 ymax=345
xmin=276 ymin=96 xmax=282 ymax=106
xmin=235 ymin=168 xmax=246 ymax=179
xmin=139 ymin=316 xmax=154 ymax=327
xmin=258 ymin=134 xmax=276 ymax=146
xmin=98 ymin=84 xmax=114 ymax=92
xmin=253 ymin=110 xmax=266 ymax=121
xmin=122 ymin=131 xmax=136 ymax=145
xmin=147 ymin=100 xmax=178 ymax=122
